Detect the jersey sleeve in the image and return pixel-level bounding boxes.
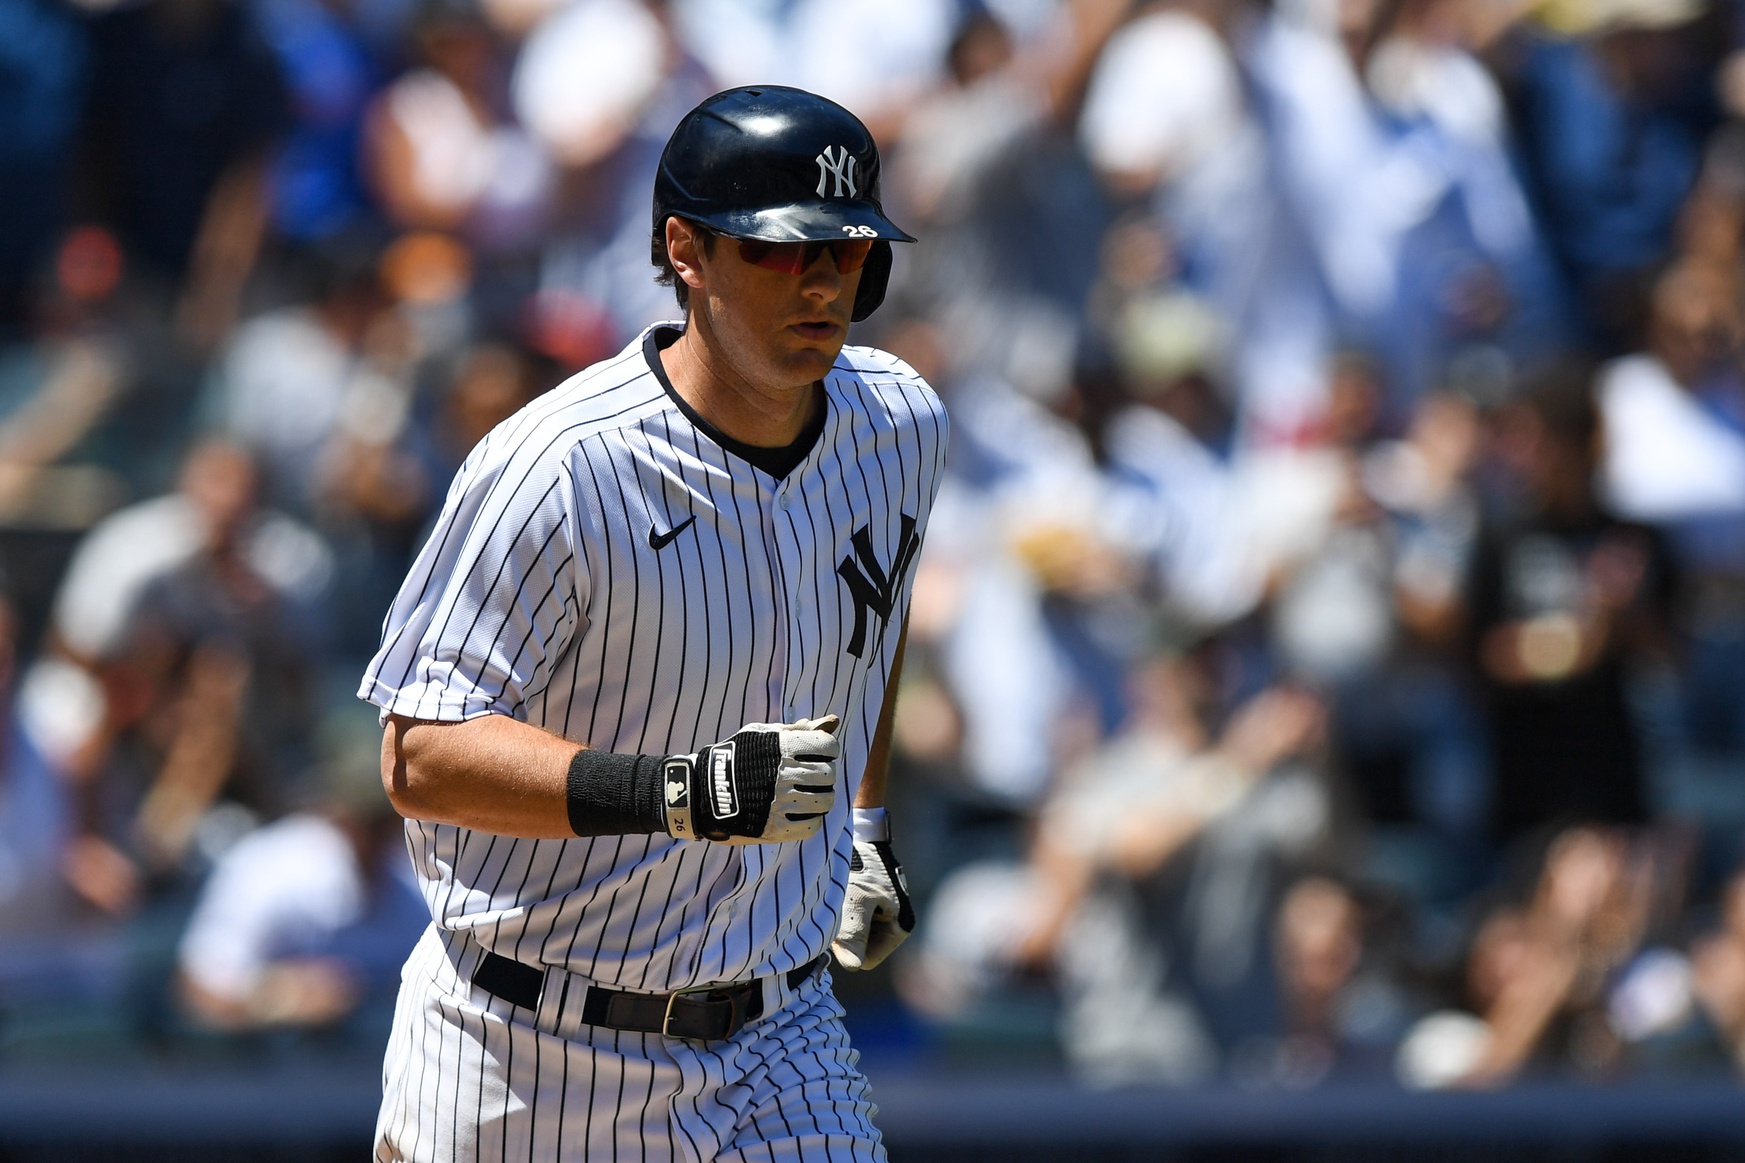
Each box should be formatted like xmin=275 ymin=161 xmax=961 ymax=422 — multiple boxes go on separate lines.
xmin=359 ymin=418 xmax=588 ymax=722
xmin=849 ymin=347 xmax=950 ymax=648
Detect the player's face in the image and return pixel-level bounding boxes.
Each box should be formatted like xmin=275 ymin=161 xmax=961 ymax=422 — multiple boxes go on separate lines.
xmin=679 ymin=221 xmax=864 ymax=390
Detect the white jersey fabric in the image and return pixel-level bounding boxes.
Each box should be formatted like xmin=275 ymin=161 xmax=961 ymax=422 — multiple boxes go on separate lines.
xmin=360 ymin=323 xmax=947 ymax=995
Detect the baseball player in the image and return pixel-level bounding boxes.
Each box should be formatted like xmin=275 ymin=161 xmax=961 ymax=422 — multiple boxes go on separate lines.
xmin=360 ymin=86 xmax=946 ymax=1161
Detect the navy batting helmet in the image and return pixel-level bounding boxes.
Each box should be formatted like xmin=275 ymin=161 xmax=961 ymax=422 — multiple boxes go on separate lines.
xmin=653 ymin=85 xmax=915 ymax=322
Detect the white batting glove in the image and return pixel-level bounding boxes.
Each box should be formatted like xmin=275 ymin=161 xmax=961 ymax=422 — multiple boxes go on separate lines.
xmin=832 ymin=817 xmax=915 ymax=970
xmin=663 ymin=716 xmax=839 ymax=844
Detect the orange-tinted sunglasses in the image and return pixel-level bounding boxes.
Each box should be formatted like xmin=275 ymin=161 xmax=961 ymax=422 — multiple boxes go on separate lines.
xmin=735 ymin=237 xmax=874 ymax=275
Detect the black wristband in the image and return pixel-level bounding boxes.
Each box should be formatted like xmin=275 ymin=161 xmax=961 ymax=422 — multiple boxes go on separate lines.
xmin=564 ymin=749 xmax=667 ymax=837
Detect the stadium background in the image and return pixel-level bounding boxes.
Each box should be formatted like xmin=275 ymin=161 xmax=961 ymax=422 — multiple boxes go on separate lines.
xmin=7 ymin=0 xmax=1745 ymax=1157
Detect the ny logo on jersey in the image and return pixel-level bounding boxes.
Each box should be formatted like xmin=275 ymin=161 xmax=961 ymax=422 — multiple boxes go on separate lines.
xmin=815 ymin=146 xmax=858 ymax=199
xmin=836 ymin=513 xmax=919 ymax=658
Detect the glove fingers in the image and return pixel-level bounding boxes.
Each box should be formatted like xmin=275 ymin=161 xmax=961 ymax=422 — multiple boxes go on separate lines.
xmin=782 ymin=789 xmax=834 ymax=815
xmin=833 ymin=887 xmax=877 ymax=969
xmin=784 ymin=730 xmax=841 ymax=762
xmin=725 ymin=814 xmax=822 ymax=844
xmin=832 ymin=921 xmax=871 ymax=969
xmin=781 ymin=759 xmax=836 ymax=786
xmin=860 ymin=921 xmax=911 ymax=970
xmin=831 ymin=938 xmax=868 ymax=970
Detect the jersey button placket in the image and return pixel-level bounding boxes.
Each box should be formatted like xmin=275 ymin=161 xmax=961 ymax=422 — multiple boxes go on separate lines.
xmin=759 ymin=481 xmax=791 ymax=718
xmin=771 ymin=484 xmax=802 ymax=721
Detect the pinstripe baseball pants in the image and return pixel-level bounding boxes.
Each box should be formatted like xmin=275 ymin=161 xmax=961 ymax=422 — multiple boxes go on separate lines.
xmin=375 ymin=928 xmax=886 ymax=1162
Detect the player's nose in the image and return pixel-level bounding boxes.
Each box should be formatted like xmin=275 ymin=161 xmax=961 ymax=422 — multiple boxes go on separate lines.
xmin=799 ymin=249 xmax=844 ymax=304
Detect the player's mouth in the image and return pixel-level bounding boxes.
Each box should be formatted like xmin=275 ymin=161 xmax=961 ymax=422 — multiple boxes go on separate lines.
xmin=789 ymin=320 xmax=841 ymax=342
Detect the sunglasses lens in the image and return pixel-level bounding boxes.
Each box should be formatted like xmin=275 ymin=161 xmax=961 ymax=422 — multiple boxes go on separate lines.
xmin=831 ymin=239 xmax=874 ymax=273
xmin=736 ymin=237 xmax=877 ymax=274
xmin=737 ymin=239 xmax=809 ymax=274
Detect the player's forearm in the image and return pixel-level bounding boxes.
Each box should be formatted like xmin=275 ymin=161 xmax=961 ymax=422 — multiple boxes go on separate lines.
xmin=382 ymin=713 xmax=582 ymax=838
xmin=382 ymin=712 xmax=839 ymax=844
xmin=854 ymin=621 xmax=907 ymax=810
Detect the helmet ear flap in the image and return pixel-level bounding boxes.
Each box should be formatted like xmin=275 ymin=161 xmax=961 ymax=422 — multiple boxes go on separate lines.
xmin=850 ymin=241 xmax=892 ymax=323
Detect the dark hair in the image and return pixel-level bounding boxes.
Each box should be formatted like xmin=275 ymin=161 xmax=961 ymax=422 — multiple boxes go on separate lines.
xmin=1521 ymin=359 xmax=1600 ymax=450
xmin=651 ymin=217 xmax=715 ymax=313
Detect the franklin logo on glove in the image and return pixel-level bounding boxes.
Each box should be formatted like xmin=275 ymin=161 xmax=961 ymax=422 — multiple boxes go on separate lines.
xmin=710 ymin=746 xmax=738 ymax=817
xmin=662 ymin=715 xmax=840 ymax=845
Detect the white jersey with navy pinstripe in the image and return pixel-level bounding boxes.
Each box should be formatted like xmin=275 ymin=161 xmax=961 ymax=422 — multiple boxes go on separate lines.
xmin=359 ymin=323 xmax=947 ymax=995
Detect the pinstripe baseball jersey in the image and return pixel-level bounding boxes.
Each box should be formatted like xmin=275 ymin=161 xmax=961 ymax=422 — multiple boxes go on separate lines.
xmin=359 ymin=322 xmax=947 ymax=994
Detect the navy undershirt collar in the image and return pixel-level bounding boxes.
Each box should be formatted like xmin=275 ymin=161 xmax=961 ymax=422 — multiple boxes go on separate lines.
xmin=643 ymin=326 xmax=827 ymax=481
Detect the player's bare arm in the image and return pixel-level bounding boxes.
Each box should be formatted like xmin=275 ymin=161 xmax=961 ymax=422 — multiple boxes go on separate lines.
xmin=383 ymin=712 xmax=839 ymax=844
xmin=856 ymin=620 xmax=906 ymax=812
xmin=833 ymin=620 xmax=916 ymax=970
xmin=382 ymin=713 xmax=580 ymax=839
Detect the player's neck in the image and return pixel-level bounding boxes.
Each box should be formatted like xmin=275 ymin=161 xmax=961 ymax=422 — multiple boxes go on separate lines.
xmin=662 ymin=320 xmax=821 ymax=449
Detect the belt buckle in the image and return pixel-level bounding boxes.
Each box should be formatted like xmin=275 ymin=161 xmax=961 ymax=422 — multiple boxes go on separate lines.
xmin=663 ymin=984 xmax=734 ymax=1041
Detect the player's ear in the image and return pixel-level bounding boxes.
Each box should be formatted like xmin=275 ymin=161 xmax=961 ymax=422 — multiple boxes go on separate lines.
xmin=666 ymin=217 xmax=709 ymax=298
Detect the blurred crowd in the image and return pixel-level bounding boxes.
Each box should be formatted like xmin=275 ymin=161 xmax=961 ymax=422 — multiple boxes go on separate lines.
xmin=6 ymin=0 xmax=1745 ymax=1092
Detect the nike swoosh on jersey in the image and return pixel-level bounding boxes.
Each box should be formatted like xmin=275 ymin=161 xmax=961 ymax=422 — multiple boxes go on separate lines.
xmin=648 ymin=515 xmax=697 ymax=550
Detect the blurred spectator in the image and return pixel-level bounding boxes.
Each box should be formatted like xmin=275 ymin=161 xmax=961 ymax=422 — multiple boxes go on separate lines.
xmin=0 ymin=0 xmax=88 ymax=332
xmin=1080 ymin=0 xmax=1318 ymax=444
xmin=901 ymin=0 xmax=1129 ymax=225
xmin=1598 ymin=261 xmax=1745 ymax=784
xmin=421 ymin=339 xmax=547 ymax=480
xmin=361 ymin=7 xmax=492 ymax=235
xmin=364 ymin=5 xmax=548 ymax=247
xmin=672 ymin=0 xmax=954 ymax=135
xmin=1688 ymin=865 xmax=1745 ymax=1071
xmin=889 ymin=1 xmax=1120 ymax=404
xmin=208 ymin=245 xmax=389 ymax=513
xmin=924 ymin=361 xmax=1130 ymax=807
xmin=1242 ymin=0 xmax=1556 ymax=436
xmin=1101 ymin=291 xmax=1261 ymax=627
xmin=1077 ymin=0 xmax=1245 ymax=201
xmin=22 ymin=442 xmax=325 ymax=915
xmin=1398 ymin=825 xmax=1682 ymax=1086
xmin=1262 ymin=877 xmax=1410 ymax=1085
xmin=904 ymin=649 xmax=1334 ymax=1085
xmin=514 ymin=0 xmax=713 ymax=363
xmin=32 ymin=440 xmax=328 ymax=676
xmin=205 ymin=239 xmax=451 ymax=654
xmin=1508 ymin=0 xmax=1721 ymax=348
xmin=1600 ymin=261 xmax=1745 ymax=522
xmin=1293 ymin=382 xmax=1489 ymax=889
xmin=174 ymin=709 xmax=425 ymax=1032
xmin=255 ymin=0 xmax=381 ymax=244
xmin=0 ymin=325 xmax=126 ymax=528
xmin=1046 ymin=668 xmax=1335 ymax=1067
xmin=1465 ymin=367 xmax=1677 ymax=845
xmin=0 ymin=583 xmax=73 ymax=933
xmin=82 ymin=0 xmax=290 ymax=350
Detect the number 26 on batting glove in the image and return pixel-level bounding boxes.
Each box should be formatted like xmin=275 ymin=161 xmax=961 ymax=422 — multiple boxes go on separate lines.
xmin=832 ymin=839 xmax=915 ymax=970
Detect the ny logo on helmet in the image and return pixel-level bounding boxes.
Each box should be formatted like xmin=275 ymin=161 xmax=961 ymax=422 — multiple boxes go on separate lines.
xmin=815 ymin=146 xmax=858 ymax=199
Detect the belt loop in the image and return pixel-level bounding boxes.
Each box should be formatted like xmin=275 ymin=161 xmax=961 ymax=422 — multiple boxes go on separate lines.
xmin=447 ymin=930 xmax=571 ymax=1035
xmin=764 ymin=952 xmax=825 ymax=1017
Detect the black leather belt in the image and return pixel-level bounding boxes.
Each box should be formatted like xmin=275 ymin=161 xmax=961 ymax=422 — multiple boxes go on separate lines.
xmin=471 ymin=951 xmax=827 ymax=1042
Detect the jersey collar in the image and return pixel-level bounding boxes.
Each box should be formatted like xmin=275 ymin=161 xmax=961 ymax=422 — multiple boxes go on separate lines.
xmin=642 ymin=324 xmax=829 ymax=481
